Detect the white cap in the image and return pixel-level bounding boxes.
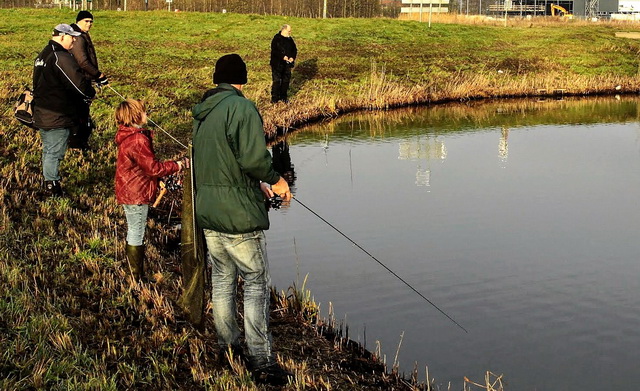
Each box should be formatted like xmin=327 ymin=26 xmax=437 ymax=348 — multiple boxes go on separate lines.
xmin=53 ymin=24 xmax=81 ymax=37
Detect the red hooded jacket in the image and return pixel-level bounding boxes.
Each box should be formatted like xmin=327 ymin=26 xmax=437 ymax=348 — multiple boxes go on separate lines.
xmin=115 ymin=125 xmax=180 ymax=205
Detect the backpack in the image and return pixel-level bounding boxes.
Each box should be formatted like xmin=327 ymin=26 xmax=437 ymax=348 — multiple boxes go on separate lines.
xmin=14 ymin=88 xmax=37 ymax=129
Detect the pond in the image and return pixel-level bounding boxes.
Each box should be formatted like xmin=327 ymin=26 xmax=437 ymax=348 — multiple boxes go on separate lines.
xmin=265 ymin=96 xmax=640 ymax=390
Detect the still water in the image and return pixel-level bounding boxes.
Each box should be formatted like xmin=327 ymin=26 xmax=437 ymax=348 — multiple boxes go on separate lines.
xmin=266 ymin=97 xmax=640 ymax=390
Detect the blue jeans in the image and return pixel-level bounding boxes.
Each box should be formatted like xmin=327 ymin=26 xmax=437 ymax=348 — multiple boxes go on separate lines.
xmin=203 ymin=229 xmax=274 ymax=368
xmin=39 ymin=128 xmax=69 ymax=181
xmin=123 ymin=204 xmax=149 ymax=246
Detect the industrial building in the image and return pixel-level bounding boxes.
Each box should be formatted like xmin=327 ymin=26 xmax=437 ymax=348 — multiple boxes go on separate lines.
xmin=399 ymin=0 xmax=640 ymax=19
xmin=486 ymin=0 xmax=626 ymax=18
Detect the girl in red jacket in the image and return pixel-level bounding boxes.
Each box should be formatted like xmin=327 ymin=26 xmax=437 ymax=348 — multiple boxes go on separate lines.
xmin=114 ymin=99 xmax=188 ymax=280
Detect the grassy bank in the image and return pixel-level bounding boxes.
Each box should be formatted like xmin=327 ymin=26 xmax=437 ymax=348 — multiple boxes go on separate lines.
xmin=2 ymin=8 xmax=640 ymax=390
xmin=3 ymin=9 xmax=640 ymax=136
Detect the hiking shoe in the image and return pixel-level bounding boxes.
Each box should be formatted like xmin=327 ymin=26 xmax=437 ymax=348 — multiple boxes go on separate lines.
xmin=251 ymin=363 xmax=294 ymax=386
xmin=44 ymin=180 xmax=63 ymax=197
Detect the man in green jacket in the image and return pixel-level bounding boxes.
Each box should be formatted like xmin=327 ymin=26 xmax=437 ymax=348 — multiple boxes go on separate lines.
xmin=192 ymin=54 xmax=293 ymax=386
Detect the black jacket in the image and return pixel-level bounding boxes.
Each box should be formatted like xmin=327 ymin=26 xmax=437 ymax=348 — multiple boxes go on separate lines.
xmin=32 ymin=40 xmax=95 ymax=130
xmin=70 ymin=24 xmax=101 ymax=80
xmin=270 ymin=33 xmax=297 ymax=68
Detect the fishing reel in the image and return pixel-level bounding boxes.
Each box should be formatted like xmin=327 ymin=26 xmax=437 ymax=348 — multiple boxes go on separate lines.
xmin=162 ymin=174 xmax=183 ymax=191
xmin=266 ymin=194 xmax=283 ymax=210
xmin=153 ymin=174 xmax=183 ymax=208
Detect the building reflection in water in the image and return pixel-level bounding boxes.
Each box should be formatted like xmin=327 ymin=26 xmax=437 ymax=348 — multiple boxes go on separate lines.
xmin=499 ymin=126 xmax=509 ymax=166
xmin=398 ymin=136 xmax=447 ymax=189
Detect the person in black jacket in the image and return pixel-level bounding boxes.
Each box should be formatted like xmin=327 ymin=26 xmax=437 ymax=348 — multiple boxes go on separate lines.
xmin=33 ymin=24 xmax=96 ymax=197
xmin=70 ymin=11 xmax=107 ymax=85
xmin=69 ymin=11 xmax=108 ymax=150
xmin=270 ymin=25 xmax=297 ymax=103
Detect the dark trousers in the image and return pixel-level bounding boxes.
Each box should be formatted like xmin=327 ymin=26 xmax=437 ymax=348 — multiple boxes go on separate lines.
xmin=67 ymin=103 xmax=93 ymax=149
xmin=271 ymin=65 xmax=291 ymax=103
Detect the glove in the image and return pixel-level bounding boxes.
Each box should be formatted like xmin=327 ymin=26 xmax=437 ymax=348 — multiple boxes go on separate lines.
xmin=96 ymin=75 xmax=109 ymax=86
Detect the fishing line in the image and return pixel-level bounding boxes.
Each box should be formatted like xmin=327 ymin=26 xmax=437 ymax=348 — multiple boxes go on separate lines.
xmin=291 ymin=197 xmax=469 ymax=333
xmin=106 ymin=85 xmax=189 ymax=149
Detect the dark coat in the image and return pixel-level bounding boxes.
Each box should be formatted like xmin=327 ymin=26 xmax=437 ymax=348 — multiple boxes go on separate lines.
xmin=115 ymin=125 xmax=180 ymax=205
xmin=32 ymin=40 xmax=95 ymax=130
xmin=70 ymin=24 xmax=101 ymax=80
xmin=270 ymin=33 xmax=297 ymax=69
xmin=192 ymin=84 xmax=280 ymax=234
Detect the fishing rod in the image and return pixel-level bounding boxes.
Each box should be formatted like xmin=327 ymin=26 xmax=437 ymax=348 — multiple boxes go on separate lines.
xmin=291 ymin=196 xmax=469 ymax=334
xmin=106 ymin=85 xmax=189 ymax=149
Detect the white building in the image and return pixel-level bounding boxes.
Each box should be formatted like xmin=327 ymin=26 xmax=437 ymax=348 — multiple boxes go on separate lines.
xmin=400 ymin=0 xmax=450 ymax=20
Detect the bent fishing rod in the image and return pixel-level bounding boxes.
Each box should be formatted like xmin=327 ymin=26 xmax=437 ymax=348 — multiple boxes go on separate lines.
xmin=291 ymin=197 xmax=468 ymax=334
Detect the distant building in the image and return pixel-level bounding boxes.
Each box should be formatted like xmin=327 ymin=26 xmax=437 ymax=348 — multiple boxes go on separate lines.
xmin=397 ymin=0 xmax=637 ymax=19
xmin=485 ymin=0 xmax=632 ymax=18
xmin=399 ymin=0 xmax=450 ymax=20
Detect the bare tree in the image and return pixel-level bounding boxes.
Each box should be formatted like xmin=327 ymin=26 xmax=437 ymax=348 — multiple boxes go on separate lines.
xmin=3 ymin=0 xmax=381 ymax=16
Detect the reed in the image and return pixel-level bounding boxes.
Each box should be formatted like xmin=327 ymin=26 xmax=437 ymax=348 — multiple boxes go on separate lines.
xmin=261 ymin=64 xmax=640 ymax=136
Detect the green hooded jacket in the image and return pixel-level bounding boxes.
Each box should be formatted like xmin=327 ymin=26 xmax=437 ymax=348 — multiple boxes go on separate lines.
xmin=192 ymin=84 xmax=280 ymax=234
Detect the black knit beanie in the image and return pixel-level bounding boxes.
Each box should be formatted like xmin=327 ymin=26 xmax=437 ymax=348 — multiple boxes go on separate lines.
xmin=213 ymin=54 xmax=248 ymax=85
xmin=76 ymin=10 xmax=93 ymax=22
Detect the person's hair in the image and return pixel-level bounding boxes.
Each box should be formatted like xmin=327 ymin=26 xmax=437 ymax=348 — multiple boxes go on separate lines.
xmin=280 ymin=24 xmax=290 ymax=32
xmin=115 ymin=99 xmax=146 ymax=127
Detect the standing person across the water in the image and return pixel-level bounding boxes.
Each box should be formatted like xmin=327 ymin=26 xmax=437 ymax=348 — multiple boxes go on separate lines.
xmin=114 ymin=99 xmax=188 ymax=280
xmin=69 ymin=10 xmax=108 ymax=150
xmin=33 ymin=24 xmax=95 ymax=197
xmin=192 ymin=54 xmax=293 ymax=386
xmin=270 ymin=24 xmax=297 ymax=103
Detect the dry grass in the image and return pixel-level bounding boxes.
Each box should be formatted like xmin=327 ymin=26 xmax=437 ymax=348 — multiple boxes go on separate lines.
xmin=260 ymin=63 xmax=639 ymax=136
xmin=4 ymin=8 xmax=640 ymax=389
xmin=402 ymin=12 xmax=640 ymax=27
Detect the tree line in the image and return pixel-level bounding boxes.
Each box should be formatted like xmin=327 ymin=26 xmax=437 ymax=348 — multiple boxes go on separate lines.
xmin=2 ymin=0 xmax=397 ymax=18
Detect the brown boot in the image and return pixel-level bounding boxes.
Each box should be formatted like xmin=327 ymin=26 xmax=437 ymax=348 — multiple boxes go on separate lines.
xmin=125 ymin=244 xmax=145 ymax=280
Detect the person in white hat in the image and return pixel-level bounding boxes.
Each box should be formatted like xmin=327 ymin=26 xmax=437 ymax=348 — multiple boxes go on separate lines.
xmin=32 ymin=24 xmax=95 ymax=197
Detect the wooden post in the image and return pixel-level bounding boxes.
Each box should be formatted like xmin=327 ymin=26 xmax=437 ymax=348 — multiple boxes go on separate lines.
xmin=504 ymin=0 xmax=508 ymax=26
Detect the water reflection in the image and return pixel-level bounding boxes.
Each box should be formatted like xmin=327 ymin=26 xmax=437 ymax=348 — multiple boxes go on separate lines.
xmin=499 ymin=126 xmax=509 ymax=165
xmin=282 ymin=96 xmax=640 ymax=188
xmin=290 ymin=96 xmax=640 ymax=142
xmin=398 ymin=136 xmax=447 ymax=188
xmin=271 ymin=139 xmax=297 ymax=192
xmin=270 ymin=139 xmax=297 ymax=211
xmin=267 ymin=96 xmax=640 ymax=390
